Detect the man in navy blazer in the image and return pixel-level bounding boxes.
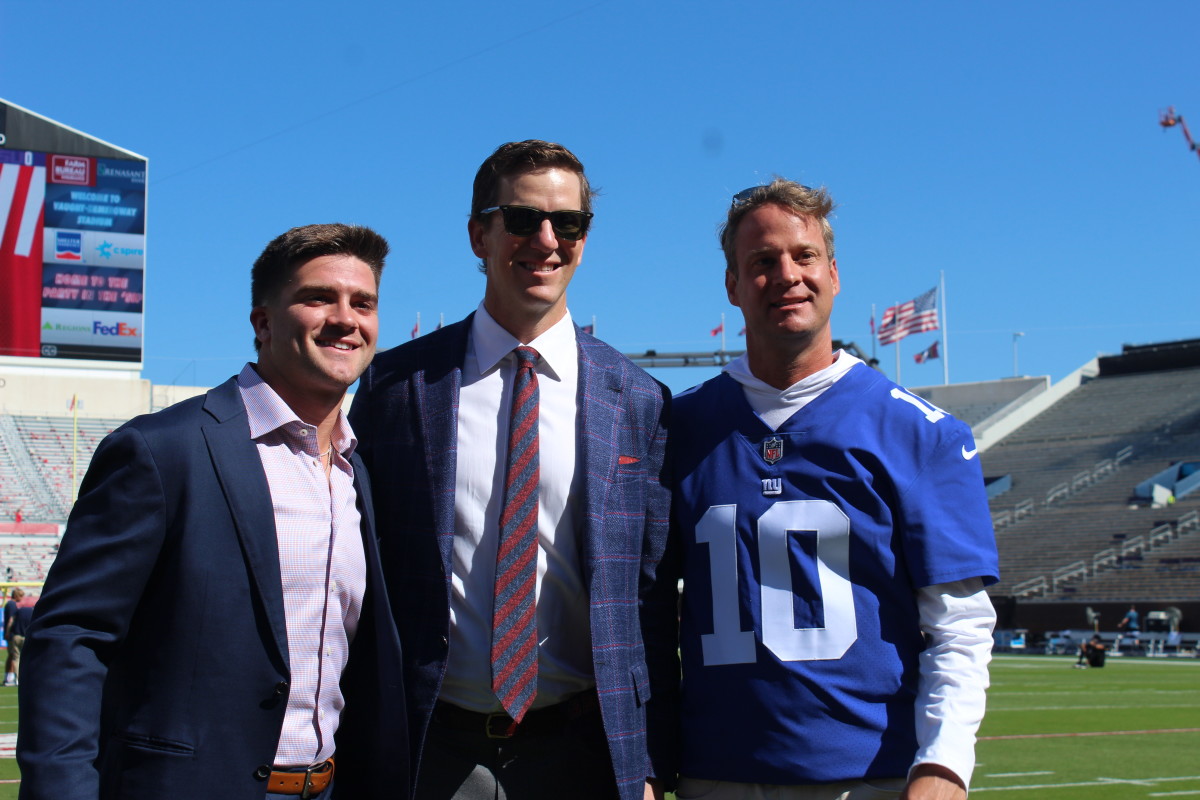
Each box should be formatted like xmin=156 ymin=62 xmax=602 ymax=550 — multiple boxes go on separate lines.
xmin=17 ymin=224 xmax=407 ymax=800
xmin=350 ymin=141 xmax=678 ymax=800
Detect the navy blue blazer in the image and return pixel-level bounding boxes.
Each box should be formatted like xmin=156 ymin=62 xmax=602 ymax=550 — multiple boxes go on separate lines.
xmin=349 ymin=316 xmax=680 ymax=800
xmin=16 ymin=377 xmax=408 ymax=800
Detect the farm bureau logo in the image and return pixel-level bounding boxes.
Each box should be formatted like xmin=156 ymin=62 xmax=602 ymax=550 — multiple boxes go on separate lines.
xmin=55 ymin=232 xmax=83 ymax=261
xmin=93 ymin=321 xmax=139 ymax=337
xmin=50 ymin=155 xmax=92 ymax=185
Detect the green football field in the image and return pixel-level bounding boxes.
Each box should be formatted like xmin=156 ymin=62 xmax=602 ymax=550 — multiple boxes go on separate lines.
xmin=972 ymin=655 xmax=1200 ymax=799
xmin=0 ymin=654 xmax=1195 ymax=798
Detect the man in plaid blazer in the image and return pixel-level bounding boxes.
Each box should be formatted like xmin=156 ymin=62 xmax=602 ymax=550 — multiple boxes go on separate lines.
xmin=350 ymin=140 xmax=678 ymax=800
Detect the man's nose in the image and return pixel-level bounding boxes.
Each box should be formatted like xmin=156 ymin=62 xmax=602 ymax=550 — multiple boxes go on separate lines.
xmin=776 ymin=256 xmax=802 ymax=283
xmin=530 ymin=218 xmax=559 ymax=250
xmin=328 ymin=298 xmax=357 ymax=327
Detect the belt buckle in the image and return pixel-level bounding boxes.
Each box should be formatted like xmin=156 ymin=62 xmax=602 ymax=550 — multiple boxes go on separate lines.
xmin=485 ymin=711 xmax=517 ymax=739
xmin=299 ymin=761 xmax=327 ymax=799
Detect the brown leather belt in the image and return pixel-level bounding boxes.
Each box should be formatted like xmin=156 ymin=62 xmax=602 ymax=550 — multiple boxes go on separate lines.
xmin=268 ymin=757 xmax=334 ymax=798
xmin=433 ymin=689 xmax=600 ymax=739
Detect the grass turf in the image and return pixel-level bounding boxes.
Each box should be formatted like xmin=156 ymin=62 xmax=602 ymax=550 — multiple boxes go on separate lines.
xmin=0 ymin=655 xmax=1196 ymax=798
xmin=973 ymin=655 xmax=1200 ymax=798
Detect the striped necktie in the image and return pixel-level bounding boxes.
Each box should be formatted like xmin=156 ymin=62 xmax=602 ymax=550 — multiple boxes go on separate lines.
xmin=491 ymin=345 xmax=540 ymax=721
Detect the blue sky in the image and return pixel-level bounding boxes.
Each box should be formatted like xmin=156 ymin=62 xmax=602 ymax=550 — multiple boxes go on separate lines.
xmin=4 ymin=0 xmax=1198 ymax=395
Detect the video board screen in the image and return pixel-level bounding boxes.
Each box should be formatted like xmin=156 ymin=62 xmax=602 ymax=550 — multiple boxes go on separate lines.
xmin=0 ymin=148 xmax=146 ymax=363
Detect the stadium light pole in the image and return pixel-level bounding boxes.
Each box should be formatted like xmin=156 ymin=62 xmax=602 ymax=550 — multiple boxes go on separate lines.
xmin=1012 ymin=332 xmax=1025 ymax=377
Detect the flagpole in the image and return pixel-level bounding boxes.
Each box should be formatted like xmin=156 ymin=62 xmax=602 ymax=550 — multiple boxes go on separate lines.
xmin=891 ymin=300 xmax=901 ymax=383
xmin=870 ymin=303 xmax=877 ymax=363
xmin=940 ymin=270 xmax=949 ymax=385
xmin=592 ymin=315 xmax=597 ymax=336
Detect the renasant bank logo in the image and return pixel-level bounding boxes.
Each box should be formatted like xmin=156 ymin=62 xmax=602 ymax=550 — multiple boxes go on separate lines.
xmin=98 ymin=162 xmax=145 ymax=183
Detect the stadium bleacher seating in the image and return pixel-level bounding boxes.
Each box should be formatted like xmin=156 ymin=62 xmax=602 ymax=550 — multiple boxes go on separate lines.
xmin=0 ymin=414 xmax=122 ymax=523
xmin=976 ymin=364 xmax=1200 ymax=602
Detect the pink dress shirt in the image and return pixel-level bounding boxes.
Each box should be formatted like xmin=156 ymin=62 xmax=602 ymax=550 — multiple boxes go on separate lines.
xmin=237 ymin=365 xmax=367 ymax=767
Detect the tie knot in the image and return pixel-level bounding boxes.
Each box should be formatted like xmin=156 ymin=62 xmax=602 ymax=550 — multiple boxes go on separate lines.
xmin=514 ymin=346 xmax=540 ymax=368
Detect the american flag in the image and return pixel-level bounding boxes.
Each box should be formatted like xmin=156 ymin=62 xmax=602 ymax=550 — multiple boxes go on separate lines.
xmin=878 ymin=287 xmax=938 ymax=346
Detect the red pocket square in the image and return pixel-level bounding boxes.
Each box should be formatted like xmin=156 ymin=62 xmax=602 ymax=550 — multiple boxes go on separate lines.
xmin=618 ymin=455 xmax=640 ymax=465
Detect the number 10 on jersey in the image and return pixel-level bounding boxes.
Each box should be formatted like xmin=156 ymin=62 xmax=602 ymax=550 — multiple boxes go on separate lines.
xmin=695 ymin=500 xmax=858 ymax=666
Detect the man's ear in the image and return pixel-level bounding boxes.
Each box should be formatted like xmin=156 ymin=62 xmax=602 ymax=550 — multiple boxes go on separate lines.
xmin=250 ymin=307 xmax=269 ymax=347
xmin=725 ymin=269 xmax=740 ymax=307
xmin=468 ymin=218 xmax=488 ymax=259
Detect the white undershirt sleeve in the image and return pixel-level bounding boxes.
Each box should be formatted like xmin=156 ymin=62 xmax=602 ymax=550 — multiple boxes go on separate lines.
xmin=910 ymin=576 xmax=996 ymax=789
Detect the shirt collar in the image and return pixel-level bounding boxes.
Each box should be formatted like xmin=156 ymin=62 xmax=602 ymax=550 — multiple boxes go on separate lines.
xmin=236 ymin=363 xmax=358 ymax=455
xmin=469 ymin=304 xmax=576 ymax=382
xmin=723 ymin=349 xmax=862 ymax=398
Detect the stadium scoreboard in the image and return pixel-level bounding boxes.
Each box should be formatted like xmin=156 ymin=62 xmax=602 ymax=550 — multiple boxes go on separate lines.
xmin=0 ymin=98 xmax=147 ymax=366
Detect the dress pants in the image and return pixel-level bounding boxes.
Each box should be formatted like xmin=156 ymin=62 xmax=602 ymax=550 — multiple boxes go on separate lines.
xmin=417 ymin=699 xmax=619 ymax=800
xmin=675 ymin=777 xmax=907 ymax=800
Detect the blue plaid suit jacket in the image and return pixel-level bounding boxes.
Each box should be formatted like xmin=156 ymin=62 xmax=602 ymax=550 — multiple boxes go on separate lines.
xmin=349 ymin=315 xmax=679 ymax=799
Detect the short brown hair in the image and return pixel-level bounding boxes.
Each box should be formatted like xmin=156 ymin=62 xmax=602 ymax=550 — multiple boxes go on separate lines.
xmin=719 ymin=179 xmax=836 ymax=272
xmin=250 ymin=223 xmax=389 ymax=351
xmin=470 ymin=140 xmax=595 ymax=222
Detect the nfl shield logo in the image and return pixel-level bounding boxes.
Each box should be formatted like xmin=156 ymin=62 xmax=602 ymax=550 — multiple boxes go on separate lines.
xmin=762 ymin=436 xmax=783 ymax=464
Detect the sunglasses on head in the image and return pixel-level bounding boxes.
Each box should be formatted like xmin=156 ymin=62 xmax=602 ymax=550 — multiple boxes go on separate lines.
xmin=731 ymin=183 xmax=815 ymax=207
xmin=479 ymin=205 xmax=593 ymax=241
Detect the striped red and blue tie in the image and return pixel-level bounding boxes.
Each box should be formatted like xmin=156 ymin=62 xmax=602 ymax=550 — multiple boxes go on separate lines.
xmin=491 ymin=345 xmax=540 ymax=721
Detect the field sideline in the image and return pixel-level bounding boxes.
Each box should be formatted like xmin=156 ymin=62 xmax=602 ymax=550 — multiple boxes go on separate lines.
xmin=0 ymin=654 xmax=1195 ymax=798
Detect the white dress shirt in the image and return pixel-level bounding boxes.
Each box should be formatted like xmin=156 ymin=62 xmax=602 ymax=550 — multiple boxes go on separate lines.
xmin=440 ymin=305 xmax=594 ymax=712
xmin=724 ymin=351 xmax=996 ymax=787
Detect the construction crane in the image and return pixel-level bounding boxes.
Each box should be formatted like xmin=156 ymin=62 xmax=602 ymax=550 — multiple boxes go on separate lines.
xmin=1159 ymin=106 xmax=1200 ymax=163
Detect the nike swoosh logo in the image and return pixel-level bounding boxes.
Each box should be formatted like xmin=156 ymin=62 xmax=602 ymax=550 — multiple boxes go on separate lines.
xmin=962 ymin=445 xmax=979 ymax=460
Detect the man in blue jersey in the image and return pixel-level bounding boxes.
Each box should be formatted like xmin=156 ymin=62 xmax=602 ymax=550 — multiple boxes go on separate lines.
xmin=671 ymin=179 xmax=999 ymax=800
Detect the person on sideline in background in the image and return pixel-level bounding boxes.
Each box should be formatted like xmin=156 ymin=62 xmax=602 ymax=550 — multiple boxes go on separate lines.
xmin=6 ymin=602 xmax=32 ymax=683
xmin=1118 ymin=604 xmax=1140 ymax=651
xmin=1075 ymin=635 xmax=1107 ymax=668
xmin=670 ymin=179 xmax=999 ymax=800
xmin=4 ymin=587 xmax=24 ymax=686
xmin=17 ymin=224 xmax=407 ymax=800
xmin=350 ymin=140 xmax=677 ymax=800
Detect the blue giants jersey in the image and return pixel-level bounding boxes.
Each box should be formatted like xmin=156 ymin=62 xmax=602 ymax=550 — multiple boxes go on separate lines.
xmin=673 ymin=364 xmax=998 ymax=784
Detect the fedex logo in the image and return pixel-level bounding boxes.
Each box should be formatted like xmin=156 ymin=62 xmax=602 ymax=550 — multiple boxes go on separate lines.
xmin=93 ymin=321 xmax=139 ymax=337
xmin=50 ymin=155 xmax=92 ymax=185
xmin=55 ymin=231 xmax=83 ymax=260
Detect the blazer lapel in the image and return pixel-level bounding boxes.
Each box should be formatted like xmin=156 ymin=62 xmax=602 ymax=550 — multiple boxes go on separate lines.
xmin=202 ymin=380 xmax=290 ymax=668
xmin=576 ymin=334 xmax=624 ymax=580
xmin=417 ymin=317 xmax=470 ymax=573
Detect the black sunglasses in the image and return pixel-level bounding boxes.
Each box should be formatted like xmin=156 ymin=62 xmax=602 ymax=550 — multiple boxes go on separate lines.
xmin=479 ymin=205 xmax=593 ymax=241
